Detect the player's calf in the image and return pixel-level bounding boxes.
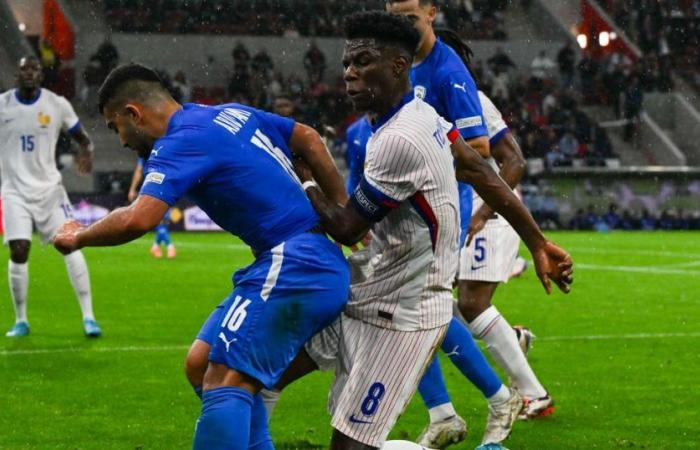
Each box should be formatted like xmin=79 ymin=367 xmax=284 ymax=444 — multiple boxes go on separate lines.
xmin=331 ymin=430 xmax=379 ymax=450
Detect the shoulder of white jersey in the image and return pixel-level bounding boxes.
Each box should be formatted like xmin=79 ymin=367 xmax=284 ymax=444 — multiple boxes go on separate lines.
xmin=382 ymin=98 xmax=443 ymax=142
xmin=0 ymin=90 xmax=13 ymax=107
xmin=477 ymin=90 xmax=508 ymax=142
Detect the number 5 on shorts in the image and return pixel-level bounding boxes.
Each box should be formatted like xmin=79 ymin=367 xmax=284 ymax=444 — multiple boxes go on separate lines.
xmin=361 ymin=382 xmax=386 ymax=417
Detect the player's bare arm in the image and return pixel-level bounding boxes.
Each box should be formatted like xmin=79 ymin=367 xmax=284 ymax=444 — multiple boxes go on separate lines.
xmin=71 ymin=128 xmax=94 ymax=175
xmin=53 ymin=195 xmax=168 ymax=254
xmin=467 ymin=132 xmax=526 ymax=244
xmin=466 ymin=135 xmax=490 ymax=158
xmin=127 ymin=162 xmax=143 ymax=203
xmin=294 ymin=159 xmax=371 ymax=246
xmin=288 ymin=122 xmax=348 ymax=205
xmin=450 ymin=135 xmax=573 ymax=294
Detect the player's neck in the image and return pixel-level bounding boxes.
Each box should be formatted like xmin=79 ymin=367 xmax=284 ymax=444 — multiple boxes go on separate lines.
xmin=153 ymin=101 xmax=183 ymax=137
xmin=414 ymin=31 xmax=437 ymax=64
xmin=369 ymin=85 xmax=411 ymax=124
xmin=17 ymin=87 xmax=40 ymax=102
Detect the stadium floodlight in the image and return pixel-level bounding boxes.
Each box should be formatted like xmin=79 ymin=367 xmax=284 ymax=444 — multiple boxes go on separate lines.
xmin=18 ymin=22 xmax=26 ymax=31
xmin=600 ymin=31 xmax=610 ymax=47
xmin=577 ymin=34 xmax=588 ymax=49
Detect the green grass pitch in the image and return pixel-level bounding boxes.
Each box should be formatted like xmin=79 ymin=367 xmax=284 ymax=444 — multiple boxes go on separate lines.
xmin=1 ymin=231 xmax=699 ymax=449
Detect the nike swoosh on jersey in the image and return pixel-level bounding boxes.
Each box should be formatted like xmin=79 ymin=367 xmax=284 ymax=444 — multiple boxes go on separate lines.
xmin=471 ymin=264 xmax=486 ymax=270
xmin=348 ymin=414 xmax=373 ymax=424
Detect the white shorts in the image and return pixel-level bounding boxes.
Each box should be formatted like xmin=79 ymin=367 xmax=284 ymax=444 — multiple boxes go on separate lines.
xmin=310 ymin=313 xmax=446 ymax=448
xmin=2 ymin=186 xmax=73 ymax=244
xmin=458 ymin=217 xmax=520 ymax=283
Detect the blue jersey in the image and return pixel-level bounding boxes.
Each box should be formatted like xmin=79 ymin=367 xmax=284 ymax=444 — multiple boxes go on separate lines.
xmin=140 ymin=103 xmax=319 ymax=253
xmin=344 ymin=116 xmax=372 ymax=194
xmin=410 ymin=38 xmax=488 ymax=245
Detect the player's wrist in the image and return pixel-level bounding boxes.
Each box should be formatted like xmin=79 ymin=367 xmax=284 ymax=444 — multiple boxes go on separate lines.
xmin=302 ymin=180 xmax=318 ymax=192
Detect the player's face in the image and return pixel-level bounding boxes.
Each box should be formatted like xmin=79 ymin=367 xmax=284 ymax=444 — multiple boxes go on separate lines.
xmin=386 ymin=0 xmax=435 ymax=41
xmin=18 ymin=58 xmax=43 ymax=90
xmin=342 ymin=39 xmax=395 ymax=113
xmin=273 ymin=98 xmax=294 ymax=117
xmin=103 ymin=105 xmax=154 ymax=158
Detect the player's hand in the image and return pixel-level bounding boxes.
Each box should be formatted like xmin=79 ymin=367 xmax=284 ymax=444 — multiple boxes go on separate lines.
xmin=465 ymin=209 xmax=490 ymax=246
xmin=127 ymin=188 xmax=138 ymax=203
xmin=75 ymin=151 xmax=93 ymax=175
xmin=52 ymin=220 xmax=85 ymax=255
xmin=531 ymin=241 xmax=573 ymax=294
xmin=292 ymin=158 xmax=313 ymax=183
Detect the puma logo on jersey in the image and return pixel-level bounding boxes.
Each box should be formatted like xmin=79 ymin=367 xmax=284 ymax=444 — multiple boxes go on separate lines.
xmin=445 ymin=345 xmax=460 ymax=357
xmin=453 ymin=82 xmax=467 ymax=92
xmin=218 ymin=332 xmax=237 ymax=352
xmin=150 ymin=146 xmax=163 ymax=157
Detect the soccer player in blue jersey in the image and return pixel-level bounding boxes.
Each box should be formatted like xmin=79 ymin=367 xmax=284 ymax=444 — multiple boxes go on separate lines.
xmin=52 ymin=64 xmax=351 ymax=450
xmin=344 ymin=116 xmax=372 ymax=193
xmin=127 ymin=157 xmax=177 ymax=258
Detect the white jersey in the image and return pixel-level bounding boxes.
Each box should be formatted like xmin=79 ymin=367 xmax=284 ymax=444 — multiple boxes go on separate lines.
xmin=0 ymin=88 xmax=79 ymax=200
xmin=346 ymin=97 xmax=460 ymax=332
xmin=472 ymin=91 xmax=511 ymax=214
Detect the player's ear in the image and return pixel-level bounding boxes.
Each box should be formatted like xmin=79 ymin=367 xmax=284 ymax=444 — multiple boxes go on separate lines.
xmin=124 ymin=104 xmax=143 ymax=123
xmin=392 ymin=55 xmax=410 ymax=78
xmin=426 ymin=4 xmax=437 ymax=24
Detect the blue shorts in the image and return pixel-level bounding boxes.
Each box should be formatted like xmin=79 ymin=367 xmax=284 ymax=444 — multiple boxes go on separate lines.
xmin=197 ymin=232 xmax=349 ymax=389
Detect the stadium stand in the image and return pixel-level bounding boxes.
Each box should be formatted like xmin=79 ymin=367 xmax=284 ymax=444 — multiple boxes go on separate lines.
xmin=104 ymin=0 xmax=511 ymax=40
xmin=599 ymin=0 xmax=700 ymax=91
xmin=2 ymin=0 xmax=700 ymax=229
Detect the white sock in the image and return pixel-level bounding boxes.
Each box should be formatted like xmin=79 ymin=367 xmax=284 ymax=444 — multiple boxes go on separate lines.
xmin=64 ymin=251 xmax=94 ymax=321
xmin=428 ymin=402 xmax=457 ymax=423
xmin=486 ymin=384 xmax=511 ymax=405
xmin=8 ymin=260 xmax=29 ymax=323
xmin=260 ymin=388 xmax=281 ymax=420
xmin=469 ymin=306 xmax=547 ymax=399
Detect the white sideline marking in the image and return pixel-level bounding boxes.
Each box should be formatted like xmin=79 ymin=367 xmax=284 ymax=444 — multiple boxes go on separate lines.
xmin=576 ymin=263 xmax=700 ymax=276
xmin=0 ymin=345 xmax=188 ymax=357
xmin=539 ymin=332 xmax=700 ymax=341
xmin=567 ymin=246 xmax=700 ymax=259
xmin=4 ymin=332 xmax=700 ymax=357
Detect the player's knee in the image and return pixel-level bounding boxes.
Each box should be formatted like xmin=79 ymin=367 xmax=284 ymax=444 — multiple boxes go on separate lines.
xmin=185 ymin=340 xmax=210 ymax=387
xmin=9 ymin=240 xmax=30 ymax=264
xmin=457 ymin=281 xmax=492 ymax=322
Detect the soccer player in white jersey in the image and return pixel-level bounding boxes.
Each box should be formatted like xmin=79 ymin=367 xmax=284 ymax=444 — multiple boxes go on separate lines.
xmin=286 ymin=12 xmax=573 ymax=450
xmin=460 ymin=91 xmax=555 ymax=418
xmin=0 ymin=56 xmax=100 ymax=337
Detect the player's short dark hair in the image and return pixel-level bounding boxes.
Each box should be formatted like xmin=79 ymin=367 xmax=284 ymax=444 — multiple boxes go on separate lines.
xmin=344 ymin=11 xmax=421 ymax=57
xmin=18 ymin=54 xmax=40 ymax=65
xmin=98 ymin=63 xmax=167 ymax=114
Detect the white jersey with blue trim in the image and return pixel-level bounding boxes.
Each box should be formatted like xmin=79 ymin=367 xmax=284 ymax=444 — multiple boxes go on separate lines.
xmin=0 ymin=88 xmax=79 ymax=199
xmin=346 ymin=96 xmax=460 ymax=332
xmin=471 ymin=91 xmax=512 ymax=214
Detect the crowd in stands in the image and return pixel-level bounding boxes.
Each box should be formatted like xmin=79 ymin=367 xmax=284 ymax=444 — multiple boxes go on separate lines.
xmin=600 ymin=0 xmax=699 ymax=90
xmin=104 ymin=0 xmax=510 ymax=40
xmin=471 ymin=45 xmax=619 ymax=168
xmin=569 ymin=203 xmax=700 ymax=230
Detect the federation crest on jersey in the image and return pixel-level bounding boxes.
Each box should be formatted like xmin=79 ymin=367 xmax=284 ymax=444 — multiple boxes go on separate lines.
xmin=414 ymin=85 xmax=426 ymax=100
xmin=37 ymin=112 xmax=51 ymax=128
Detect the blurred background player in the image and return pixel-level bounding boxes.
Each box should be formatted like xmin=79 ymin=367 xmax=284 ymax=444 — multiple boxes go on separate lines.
xmin=127 ymin=158 xmax=176 ymax=258
xmin=0 ymin=56 xmax=100 ymax=338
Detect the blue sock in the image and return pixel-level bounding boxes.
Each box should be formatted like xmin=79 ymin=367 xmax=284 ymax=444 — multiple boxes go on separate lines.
xmin=248 ymin=394 xmax=274 ymax=450
xmin=193 ymin=386 xmax=253 ymax=450
xmin=418 ymin=355 xmax=452 ymax=409
xmin=442 ymin=317 xmax=502 ymax=398
xmin=194 ymin=385 xmax=203 ymax=400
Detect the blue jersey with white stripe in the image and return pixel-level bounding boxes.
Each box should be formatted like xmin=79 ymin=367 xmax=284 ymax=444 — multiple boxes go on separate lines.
xmin=344 ymin=116 xmax=372 ymax=194
xmin=410 ymin=38 xmax=488 ymax=245
xmin=140 ymin=103 xmax=319 ymax=253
